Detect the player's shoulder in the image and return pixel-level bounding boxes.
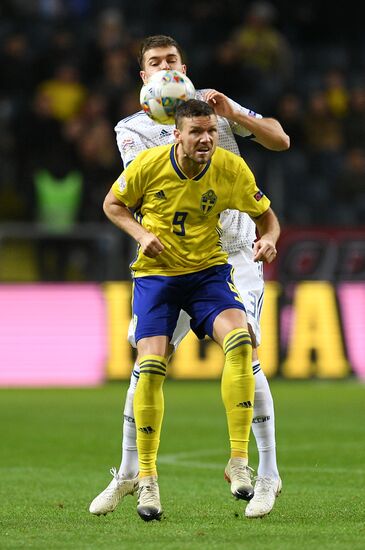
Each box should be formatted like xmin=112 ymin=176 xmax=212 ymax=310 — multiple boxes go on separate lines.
xmin=114 ymin=110 xmax=150 ymax=132
xmin=213 ymin=146 xmax=250 ymax=173
xmin=214 ymin=146 xmax=243 ymax=164
xmin=195 ymin=88 xmax=212 ymax=101
xmin=129 ymin=143 xmax=171 ymax=167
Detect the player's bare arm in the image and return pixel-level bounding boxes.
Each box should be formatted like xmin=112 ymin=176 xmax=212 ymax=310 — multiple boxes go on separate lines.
xmin=205 ymin=90 xmax=290 ymax=151
xmin=251 ymin=207 xmax=280 ymax=263
xmin=103 ymin=188 xmax=164 ymax=258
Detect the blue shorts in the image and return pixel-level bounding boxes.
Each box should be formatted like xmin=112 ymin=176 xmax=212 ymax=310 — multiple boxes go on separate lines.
xmin=132 ymin=264 xmax=246 ymax=343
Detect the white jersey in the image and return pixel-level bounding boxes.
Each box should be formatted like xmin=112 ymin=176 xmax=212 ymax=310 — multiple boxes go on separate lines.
xmin=115 ymin=89 xmax=263 ymax=253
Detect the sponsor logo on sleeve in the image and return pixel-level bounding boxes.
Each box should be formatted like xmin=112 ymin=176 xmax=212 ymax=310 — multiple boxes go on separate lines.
xmin=254 ymin=190 xmax=264 ymax=201
xmin=121 ymin=138 xmax=135 ymax=151
xmin=117 ymin=174 xmax=127 ymax=192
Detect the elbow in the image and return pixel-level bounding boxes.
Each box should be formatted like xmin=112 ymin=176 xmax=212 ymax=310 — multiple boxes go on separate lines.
xmin=262 ymin=133 xmax=290 ymax=152
xmin=276 ymin=133 xmax=290 ymax=151
xmin=103 ymin=197 xmax=110 ymax=219
xmin=282 ymin=133 xmax=291 ymax=150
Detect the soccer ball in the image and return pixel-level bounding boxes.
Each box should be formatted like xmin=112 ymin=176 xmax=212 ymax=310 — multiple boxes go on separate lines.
xmin=140 ymin=69 xmax=196 ymax=125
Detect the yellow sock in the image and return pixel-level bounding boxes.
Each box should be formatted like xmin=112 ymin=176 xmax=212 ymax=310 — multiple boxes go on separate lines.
xmin=134 ymin=355 xmax=167 ymax=478
xmin=221 ymin=328 xmax=254 ymax=459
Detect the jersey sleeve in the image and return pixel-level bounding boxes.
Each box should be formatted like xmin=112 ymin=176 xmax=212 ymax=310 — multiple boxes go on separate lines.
xmin=111 ymin=160 xmax=144 ymax=208
xmin=226 ymin=96 xmax=263 ymax=139
xmin=228 ymin=159 xmax=271 ymax=218
xmin=115 ymin=125 xmax=148 ymax=167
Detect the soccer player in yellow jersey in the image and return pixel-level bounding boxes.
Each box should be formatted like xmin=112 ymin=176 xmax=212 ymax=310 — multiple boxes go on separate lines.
xmin=103 ymin=99 xmax=280 ymax=522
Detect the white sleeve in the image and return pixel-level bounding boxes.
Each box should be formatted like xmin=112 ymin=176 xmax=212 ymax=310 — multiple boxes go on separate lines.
xmin=226 ymin=97 xmax=263 ymax=139
xmin=197 ymin=88 xmax=262 ymax=140
xmin=115 ymin=127 xmax=148 ymax=167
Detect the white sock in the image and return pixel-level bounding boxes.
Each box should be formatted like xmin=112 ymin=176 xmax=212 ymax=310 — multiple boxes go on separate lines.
xmin=118 ymin=362 xmax=139 ymax=479
xmin=252 ymin=361 xmax=279 ymax=479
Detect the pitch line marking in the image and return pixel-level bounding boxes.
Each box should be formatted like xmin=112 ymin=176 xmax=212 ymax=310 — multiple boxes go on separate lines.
xmin=159 ymin=449 xmax=365 ymax=475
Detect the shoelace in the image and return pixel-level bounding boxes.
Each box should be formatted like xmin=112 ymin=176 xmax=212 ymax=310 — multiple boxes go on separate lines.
xmin=138 ymin=482 xmax=159 ymax=506
xmin=253 ymin=476 xmax=275 ymax=500
xmin=231 ymin=462 xmax=254 ymax=483
xmin=109 ymin=467 xmax=121 ymax=483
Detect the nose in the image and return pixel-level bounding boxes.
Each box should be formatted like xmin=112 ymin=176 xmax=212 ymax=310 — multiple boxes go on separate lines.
xmin=160 ymin=60 xmax=170 ymax=70
xmin=200 ymin=132 xmax=211 ymax=143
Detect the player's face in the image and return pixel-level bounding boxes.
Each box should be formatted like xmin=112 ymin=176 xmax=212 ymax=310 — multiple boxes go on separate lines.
xmin=174 ymin=115 xmax=218 ymax=165
xmin=140 ymin=46 xmax=186 ymax=84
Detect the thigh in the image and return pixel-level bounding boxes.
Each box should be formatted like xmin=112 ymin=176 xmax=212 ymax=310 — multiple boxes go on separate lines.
xmin=212 ymin=308 xmax=248 ymax=347
xmin=131 ymin=310 xmax=191 ymax=355
xmin=184 ymin=264 xmax=246 ymax=340
xmin=137 ymin=335 xmax=170 ymax=358
xmin=228 ymin=248 xmax=264 ymax=346
xmin=132 ymin=275 xmax=181 ymax=344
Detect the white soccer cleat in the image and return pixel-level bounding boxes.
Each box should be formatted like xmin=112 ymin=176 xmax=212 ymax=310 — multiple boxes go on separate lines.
xmin=89 ymin=467 xmax=138 ymax=516
xmin=224 ymin=458 xmax=254 ymax=501
xmin=137 ymin=475 xmax=163 ymax=522
xmin=245 ymin=476 xmax=282 ymax=518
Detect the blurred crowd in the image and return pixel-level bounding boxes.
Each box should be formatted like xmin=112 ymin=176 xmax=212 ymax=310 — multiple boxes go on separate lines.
xmin=0 ymin=0 xmax=365 ymax=279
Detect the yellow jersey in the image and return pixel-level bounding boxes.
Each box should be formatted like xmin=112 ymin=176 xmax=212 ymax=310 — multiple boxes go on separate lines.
xmin=112 ymin=144 xmax=270 ymax=277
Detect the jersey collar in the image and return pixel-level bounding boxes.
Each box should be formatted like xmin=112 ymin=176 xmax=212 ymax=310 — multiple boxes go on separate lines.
xmin=170 ymin=144 xmax=211 ymax=181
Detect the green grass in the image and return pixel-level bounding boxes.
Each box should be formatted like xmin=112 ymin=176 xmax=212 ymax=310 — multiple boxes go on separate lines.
xmin=0 ymin=380 xmax=364 ymax=549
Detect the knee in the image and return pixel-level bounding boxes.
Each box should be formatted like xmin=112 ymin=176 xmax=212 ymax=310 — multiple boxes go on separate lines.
xmin=223 ymin=328 xmax=252 ymax=359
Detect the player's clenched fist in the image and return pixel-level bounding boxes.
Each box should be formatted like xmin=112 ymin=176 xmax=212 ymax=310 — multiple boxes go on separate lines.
xmin=138 ymin=232 xmax=164 ymax=257
xmin=253 ymin=239 xmax=277 ymax=263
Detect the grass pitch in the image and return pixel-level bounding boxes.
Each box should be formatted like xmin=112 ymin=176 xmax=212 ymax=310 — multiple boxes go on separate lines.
xmin=0 ymin=380 xmax=364 ymax=550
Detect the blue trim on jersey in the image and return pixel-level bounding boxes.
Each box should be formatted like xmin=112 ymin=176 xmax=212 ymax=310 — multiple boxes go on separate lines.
xmin=170 ymin=145 xmax=211 ymax=181
xmin=170 ymin=145 xmax=186 ymax=179
xmin=194 ymin=158 xmax=211 ymax=180
xmin=120 ymin=110 xmax=145 ymax=123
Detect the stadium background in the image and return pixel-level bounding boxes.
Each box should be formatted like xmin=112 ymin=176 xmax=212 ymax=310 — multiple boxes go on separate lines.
xmin=1 ymin=0 xmax=365 ymax=384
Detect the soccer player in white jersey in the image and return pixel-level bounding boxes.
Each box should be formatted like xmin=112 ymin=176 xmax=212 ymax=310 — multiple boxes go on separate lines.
xmin=89 ymin=35 xmax=290 ymax=519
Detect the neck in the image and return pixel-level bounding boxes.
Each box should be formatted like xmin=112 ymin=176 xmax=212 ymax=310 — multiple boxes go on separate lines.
xmin=175 ymin=144 xmax=205 ymax=179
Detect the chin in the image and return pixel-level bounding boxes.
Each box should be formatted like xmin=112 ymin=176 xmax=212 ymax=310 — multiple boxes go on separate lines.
xmin=196 ymin=154 xmax=210 ymax=163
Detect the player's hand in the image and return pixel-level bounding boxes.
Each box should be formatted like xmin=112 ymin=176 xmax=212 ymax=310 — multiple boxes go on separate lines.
xmin=253 ymin=239 xmax=277 ymax=263
xmin=138 ymin=232 xmax=164 ymax=258
xmin=204 ymin=90 xmax=236 ymax=119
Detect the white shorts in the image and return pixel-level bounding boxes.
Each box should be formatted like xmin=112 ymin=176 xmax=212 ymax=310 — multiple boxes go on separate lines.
xmin=228 ymin=247 xmax=264 ymax=346
xmin=127 ymin=246 xmax=264 ymax=349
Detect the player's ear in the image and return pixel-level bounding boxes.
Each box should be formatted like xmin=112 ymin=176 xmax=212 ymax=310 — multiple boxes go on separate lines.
xmin=181 ymin=64 xmax=187 ymax=74
xmin=140 ymin=70 xmax=148 ymax=84
xmin=174 ymin=128 xmax=181 ymax=141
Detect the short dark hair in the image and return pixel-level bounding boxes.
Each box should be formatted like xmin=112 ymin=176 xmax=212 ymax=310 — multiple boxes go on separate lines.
xmin=138 ymin=35 xmax=185 ymax=69
xmin=175 ymin=99 xmax=215 ymax=129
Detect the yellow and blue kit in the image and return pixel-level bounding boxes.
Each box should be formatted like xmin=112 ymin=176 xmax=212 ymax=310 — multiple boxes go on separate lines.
xmin=112 ymin=143 xmax=270 ymax=277
xmin=112 ymin=143 xmax=270 ymax=341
